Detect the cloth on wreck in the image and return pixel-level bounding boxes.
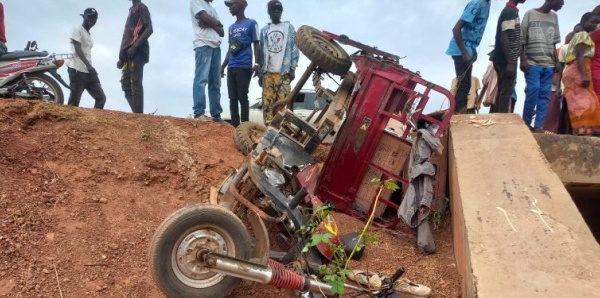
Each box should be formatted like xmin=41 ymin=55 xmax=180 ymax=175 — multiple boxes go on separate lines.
xmin=398 ymin=127 xmax=443 ymax=254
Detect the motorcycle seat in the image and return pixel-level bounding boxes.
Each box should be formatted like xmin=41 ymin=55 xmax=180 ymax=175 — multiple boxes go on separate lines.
xmin=0 ymin=51 xmax=49 ymax=61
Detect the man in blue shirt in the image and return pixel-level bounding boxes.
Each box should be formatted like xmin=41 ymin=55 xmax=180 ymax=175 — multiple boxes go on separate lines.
xmin=447 ymin=0 xmax=491 ymax=114
xmin=220 ymin=0 xmax=259 ymax=127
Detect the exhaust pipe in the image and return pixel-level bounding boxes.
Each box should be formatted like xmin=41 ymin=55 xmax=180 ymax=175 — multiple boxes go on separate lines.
xmin=201 ymin=252 xmax=365 ymax=296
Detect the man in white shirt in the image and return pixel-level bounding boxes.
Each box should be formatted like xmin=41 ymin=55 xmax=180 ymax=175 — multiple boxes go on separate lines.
xmin=190 ymin=0 xmax=225 ymax=121
xmin=67 ymin=8 xmax=106 ymax=109
xmin=258 ymin=0 xmax=299 ymax=124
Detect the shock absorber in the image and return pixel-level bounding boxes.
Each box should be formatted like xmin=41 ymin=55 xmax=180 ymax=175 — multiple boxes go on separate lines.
xmin=267 ymin=259 xmax=305 ymax=290
xmin=202 ymin=252 xmax=364 ymax=296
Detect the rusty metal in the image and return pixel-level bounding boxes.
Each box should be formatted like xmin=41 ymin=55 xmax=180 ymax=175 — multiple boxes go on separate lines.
xmin=271 ymin=61 xmax=317 ymax=114
xmin=227 ymin=164 xmax=287 ymax=223
xmin=322 ymin=31 xmax=400 ymax=62
xmin=246 ymin=209 xmax=270 ymax=266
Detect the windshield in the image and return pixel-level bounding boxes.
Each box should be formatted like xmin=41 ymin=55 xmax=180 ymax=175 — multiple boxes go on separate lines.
xmin=250 ymin=91 xmax=327 ymax=110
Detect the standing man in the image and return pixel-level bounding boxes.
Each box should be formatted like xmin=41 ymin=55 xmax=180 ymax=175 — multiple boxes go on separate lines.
xmin=67 ymin=8 xmax=106 ymax=109
xmin=117 ymin=0 xmax=153 ymax=114
xmin=191 ymin=0 xmax=224 ymax=122
xmin=220 ymin=0 xmax=259 ymax=127
xmin=520 ymin=0 xmax=563 ymax=130
xmin=0 ymin=2 xmax=6 ymax=55
xmin=446 ymin=0 xmax=491 ymax=114
xmin=490 ymin=0 xmax=526 ymax=113
xmin=258 ymin=0 xmax=299 ymax=125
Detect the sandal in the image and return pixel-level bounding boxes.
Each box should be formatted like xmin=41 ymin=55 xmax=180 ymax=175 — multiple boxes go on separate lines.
xmin=393 ymin=278 xmax=432 ymax=297
xmin=346 ymin=270 xmax=382 ymax=289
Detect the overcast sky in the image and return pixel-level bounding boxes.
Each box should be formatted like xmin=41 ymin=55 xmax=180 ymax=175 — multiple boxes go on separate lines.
xmin=3 ymin=0 xmax=592 ymax=118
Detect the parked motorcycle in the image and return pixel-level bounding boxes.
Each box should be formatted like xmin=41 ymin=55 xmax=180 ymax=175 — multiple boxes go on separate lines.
xmin=0 ymin=41 xmax=70 ymax=104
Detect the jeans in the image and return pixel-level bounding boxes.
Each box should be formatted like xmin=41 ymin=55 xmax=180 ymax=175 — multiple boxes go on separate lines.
xmin=227 ymin=67 xmax=252 ymax=127
xmin=0 ymin=42 xmax=6 ymax=55
xmin=452 ymin=55 xmax=473 ymax=114
xmin=121 ymin=55 xmax=145 ymax=114
xmin=491 ymin=62 xmax=516 ymax=113
xmin=68 ymin=67 xmax=106 ymax=109
xmin=523 ymin=65 xmax=554 ymax=128
xmin=193 ymin=46 xmax=222 ymax=119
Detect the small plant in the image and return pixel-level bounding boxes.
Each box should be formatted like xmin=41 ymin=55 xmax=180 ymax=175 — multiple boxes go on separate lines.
xmin=433 ymin=197 xmax=450 ymax=230
xmin=300 ymin=178 xmax=396 ymax=296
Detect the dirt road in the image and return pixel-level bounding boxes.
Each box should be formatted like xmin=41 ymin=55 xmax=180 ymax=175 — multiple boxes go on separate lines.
xmin=0 ymin=100 xmax=459 ymax=297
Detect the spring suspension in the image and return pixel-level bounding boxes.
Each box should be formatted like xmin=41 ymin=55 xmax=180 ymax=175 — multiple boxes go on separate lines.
xmin=268 ymin=259 xmax=305 ymax=290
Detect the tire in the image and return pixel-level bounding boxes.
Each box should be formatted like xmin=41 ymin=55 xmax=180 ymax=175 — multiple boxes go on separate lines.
xmin=14 ymin=73 xmax=64 ymax=104
xmin=296 ymin=25 xmax=352 ymax=76
xmin=234 ymin=121 xmax=266 ymax=155
xmin=149 ymin=204 xmax=252 ymax=298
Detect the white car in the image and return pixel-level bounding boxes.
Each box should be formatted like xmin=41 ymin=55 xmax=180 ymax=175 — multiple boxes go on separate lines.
xmin=221 ymin=90 xmax=327 ymax=125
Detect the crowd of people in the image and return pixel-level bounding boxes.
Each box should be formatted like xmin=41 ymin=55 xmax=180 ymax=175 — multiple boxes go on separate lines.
xmin=449 ymin=0 xmax=600 ymax=137
xmin=0 ymin=0 xmax=297 ymax=127
xmin=65 ymin=0 xmax=297 ymax=126
xmin=2 ymin=1 xmax=600 ymax=136
xmin=124 ymin=0 xmax=296 ymax=126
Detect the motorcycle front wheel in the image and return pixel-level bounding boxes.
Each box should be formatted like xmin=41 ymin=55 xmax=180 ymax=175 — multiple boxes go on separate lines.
xmin=149 ymin=204 xmax=252 ymax=298
xmin=14 ymin=73 xmax=64 ymax=104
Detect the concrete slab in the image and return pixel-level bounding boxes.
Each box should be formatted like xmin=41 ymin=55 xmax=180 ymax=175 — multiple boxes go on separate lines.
xmin=449 ymin=114 xmax=600 ymax=297
xmin=534 ymin=134 xmax=600 ymax=188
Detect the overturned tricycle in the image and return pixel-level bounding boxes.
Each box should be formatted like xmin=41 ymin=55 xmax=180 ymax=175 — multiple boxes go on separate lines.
xmin=149 ymin=25 xmax=454 ymax=298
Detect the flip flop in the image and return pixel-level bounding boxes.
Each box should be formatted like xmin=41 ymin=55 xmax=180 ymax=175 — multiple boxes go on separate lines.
xmin=346 ymin=270 xmax=382 ymax=290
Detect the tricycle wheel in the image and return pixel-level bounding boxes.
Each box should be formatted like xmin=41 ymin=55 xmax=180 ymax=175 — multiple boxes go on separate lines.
xmin=234 ymin=121 xmax=266 ymax=155
xmin=296 ymin=25 xmax=352 ymax=76
xmin=149 ymin=204 xmax=252 ymax=298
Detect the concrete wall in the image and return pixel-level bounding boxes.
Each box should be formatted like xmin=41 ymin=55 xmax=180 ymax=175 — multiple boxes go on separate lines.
xmin=534 ymin=134 xmax=600 ymax=188
xmin=449 ymin=114 xmax=600 ymax=297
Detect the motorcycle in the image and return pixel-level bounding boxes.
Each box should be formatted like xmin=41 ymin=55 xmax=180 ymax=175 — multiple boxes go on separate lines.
xmin=0 ymin=41 xmax=70 ymax=104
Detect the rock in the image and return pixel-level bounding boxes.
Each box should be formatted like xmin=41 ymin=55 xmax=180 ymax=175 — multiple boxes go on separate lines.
xmin=108 ymin=243 xmax=119 ymax=250
xmin=30 ymin=168 xmax=39 ymax=175
xmin=42 ymin=269 xmax=50 ymax=274
xmin=98 ymin=198 xmax=108 ymax=204
xmin=92 ymin=197 xmax=100 ymax=202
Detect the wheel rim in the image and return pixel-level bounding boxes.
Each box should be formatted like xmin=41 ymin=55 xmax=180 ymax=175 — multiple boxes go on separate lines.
xmin=311 ymin=32 xmax=346 ymax=59
xmin=17 ymin=77 xmax=60 ymax=103
xmin=171 ymin=226 xmax=234 ymax=288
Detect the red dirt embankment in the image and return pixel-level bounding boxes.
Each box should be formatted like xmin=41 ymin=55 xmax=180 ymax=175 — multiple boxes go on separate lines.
xmin=0 ymin=100 xmax=459 ymax=297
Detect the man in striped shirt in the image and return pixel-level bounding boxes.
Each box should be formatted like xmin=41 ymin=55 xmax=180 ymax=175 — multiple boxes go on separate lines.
xmin=446 ymin=0 xmax=491 ymax=114
xmin=520 ymin=0 xmax=563 ymax=129
xmin=490 ymin=0 xmax=526 ymax=113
